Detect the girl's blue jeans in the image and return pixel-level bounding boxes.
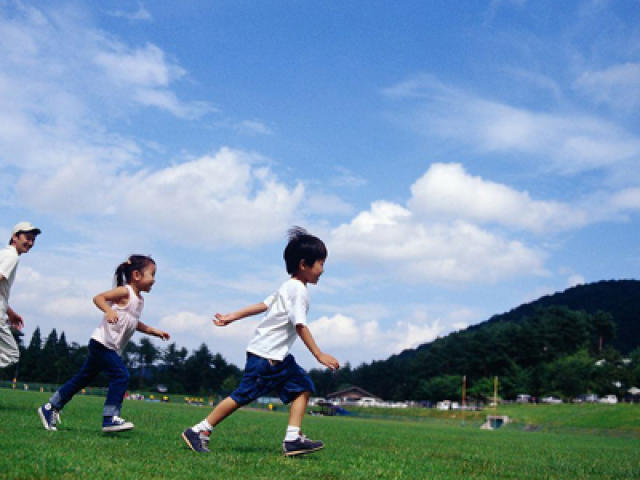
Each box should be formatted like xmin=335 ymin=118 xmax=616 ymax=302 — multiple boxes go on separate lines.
xmin=49 ymin=339 xmax=130 ymax=417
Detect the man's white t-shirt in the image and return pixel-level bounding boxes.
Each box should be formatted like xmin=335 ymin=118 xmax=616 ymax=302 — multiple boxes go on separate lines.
xmin=246 ymin=278 xmax=308 ymax=361
xmin=0 ymin=246 xmax=19 ymax=324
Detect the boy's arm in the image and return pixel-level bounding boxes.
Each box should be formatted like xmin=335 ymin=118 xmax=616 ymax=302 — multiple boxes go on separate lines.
xmin=214 ymin=302 xmax=268 ymax=326
xmin=296 ymin=324 xmax=340 ymax=371
xmin=136 ymin=321 xmax=170 ymax=340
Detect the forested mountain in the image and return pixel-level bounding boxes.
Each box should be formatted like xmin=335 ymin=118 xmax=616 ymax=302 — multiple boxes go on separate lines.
xmin=478 ymin=280 xmax=640 ymax=354
xmin=309 ymin=280 xmax=640 ymax=401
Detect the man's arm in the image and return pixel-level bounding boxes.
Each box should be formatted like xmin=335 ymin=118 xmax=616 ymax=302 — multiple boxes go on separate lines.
xmin=6 ymin=306 xmax=23 ymax=330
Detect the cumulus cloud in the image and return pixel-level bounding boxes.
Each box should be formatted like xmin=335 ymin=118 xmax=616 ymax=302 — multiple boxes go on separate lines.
xmin=126 ymin=149 xmax=305 ymax=247
xmin=331 ymin=199 xmax=546 ymax=284
xmin=409 ymin=163 xmax=588 ymax=232
xmin=17 ymin=147 xmax=305 ymax=247
xmin=384 ymin=74 xmax=640 ymax=174
xmin=307 ymin=313 xmax=443 ymax=363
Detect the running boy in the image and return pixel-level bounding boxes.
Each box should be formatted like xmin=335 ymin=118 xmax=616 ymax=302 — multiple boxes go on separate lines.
xmin=0 ymin=222 xmax=41 ymax=368
xmin=182 ymin=227 xmax=340 ymax=456
xmin=38 ymin=255 xmax=170 ymax=433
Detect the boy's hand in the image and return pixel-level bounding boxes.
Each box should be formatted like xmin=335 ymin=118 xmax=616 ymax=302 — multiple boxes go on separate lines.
xmin=158 ymin=330 xmax=170 ymax=341
xmin=317 ymin=352 xmax=340 ymax=371
xmin=213 ymin=313 xmax=235 ymax=326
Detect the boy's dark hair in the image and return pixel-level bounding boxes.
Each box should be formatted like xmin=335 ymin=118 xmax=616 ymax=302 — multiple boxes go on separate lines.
xmin=114 ymin=255 xmax=155 ymax=287
xmin=284 ymin=226 xmax=327 ymax=275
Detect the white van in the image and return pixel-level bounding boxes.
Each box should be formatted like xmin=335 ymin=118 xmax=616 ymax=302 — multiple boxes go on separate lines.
xmin=599 ymin=394 xmax=618 ymax=404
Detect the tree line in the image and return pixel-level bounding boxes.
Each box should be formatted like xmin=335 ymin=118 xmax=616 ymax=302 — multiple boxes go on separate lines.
xmin=3 ymin=280 xmax=640 ymax=402
xmin=0 ymin=327 xmax=242 ymax=396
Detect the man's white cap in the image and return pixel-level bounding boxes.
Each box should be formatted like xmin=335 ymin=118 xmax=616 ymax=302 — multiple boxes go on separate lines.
xmin=11 ymin=221 xmax=42 ymax=237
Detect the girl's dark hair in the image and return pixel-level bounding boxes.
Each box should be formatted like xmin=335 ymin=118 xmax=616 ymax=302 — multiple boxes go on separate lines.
xmin=283 ymin=226 xmax=327 ymax=275
xmin=114 ymin=255 xmax=155 ymax=287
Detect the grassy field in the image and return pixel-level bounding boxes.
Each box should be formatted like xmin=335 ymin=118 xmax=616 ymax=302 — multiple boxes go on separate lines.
xmin=1 ymin=390 xmax=638 ymax=480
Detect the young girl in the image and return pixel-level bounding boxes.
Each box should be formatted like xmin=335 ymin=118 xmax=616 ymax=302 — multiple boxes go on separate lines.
xmin=182 ymin=227 xmax=340 ymax=456
xmin=38 ymin=255 xmax=170 ymax=433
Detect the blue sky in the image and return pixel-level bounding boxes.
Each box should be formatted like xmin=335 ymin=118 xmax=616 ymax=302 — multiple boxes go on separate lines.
xmin=1 ymin=0 xmax=639 ymax=369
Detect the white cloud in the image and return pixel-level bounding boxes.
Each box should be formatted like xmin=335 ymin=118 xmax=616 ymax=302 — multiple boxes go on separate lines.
xmin=234 ymin=120 xmax=274 ymax=136
xmin=106 ymin=3 xmax=153 ymax=22
xmin=384 ymin=74 xmax=640 ymax=174
xmin=574 ymin=63 xmax=640 ymax=110
xmin=329 ymin=166 xmax=367 ymax=188
xmin=409 ymin=163 xmax=588 ymax=233
xmin=0 ymin=4 xmax=209 ymax=123
xmin=94 ymin=43 xmax=182 ymax=88
xmin=331 ymin=200 xmax=546 ymax=284
xmin=18 ymin=147 xmax=305 ymax=247
xmin=304 ymin=192 xmax=355 ymax=217
xmin=159 ymin=311 xmax=210 ymax=333
xmin=567 ymin=274 xmax=585 ymax=287
xmin=126 ymin=148 xmax=305 ymax=247
xmin=609 ymin=187 xmax=640 ymax=210
xmin=306 ymin=313 xmax=443 ymax=364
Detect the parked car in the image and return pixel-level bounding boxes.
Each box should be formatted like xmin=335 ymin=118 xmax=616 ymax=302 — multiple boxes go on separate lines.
xmin=574 ymin=393 xmax=598 ymax=403
xmin=541 ymin=395 xmax=563 ymax=404
xmin=516 ymin=394 xmax=531 ymax=403
xmin=599 ymin=394 xmax=618 ymax=404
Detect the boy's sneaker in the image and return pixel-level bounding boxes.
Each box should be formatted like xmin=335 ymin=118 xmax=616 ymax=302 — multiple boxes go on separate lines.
xmin=283 ymin=433 xmax=324 ymax=457
xmin=182 ymin=428 xmax=210 ymax=453
xmin=102 ymin=415 xmax=134 ymax=433
xmin=38 ymin=403 xmax=60 ymax=431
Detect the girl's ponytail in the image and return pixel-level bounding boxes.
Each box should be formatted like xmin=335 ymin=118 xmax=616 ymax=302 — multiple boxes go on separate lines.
xmin=114 ymin=255 xmax=155 ymax=286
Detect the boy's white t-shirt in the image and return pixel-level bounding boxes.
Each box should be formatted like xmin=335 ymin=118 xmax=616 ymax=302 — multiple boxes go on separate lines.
xmin=246 ymin=278 xmax=308 ymax=361
xmin=91 ymin=285 xmax=143 ymax=355
xmin=0 ymin=246 xmax=19 ymax=324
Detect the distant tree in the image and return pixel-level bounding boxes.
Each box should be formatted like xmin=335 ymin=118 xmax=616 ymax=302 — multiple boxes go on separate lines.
xmin=466 ymin=377 xmax=495 ymax=402
xmin=53 ymin=332 xmax=72 ymax=384
xmin=630 ymin=348 xmax=640 ymax=388
xmin=416 ymin=375 xmax=462 ymax=402
xmin=159 ymin=342 xmax=188 ymax=392
xmin=220 ymin=374 xmax=239 ymax=395
xmin=183 ymin=343 xmax=214 ymax=395
xmin=138 ymin=337 xmax=159 ymax=366
xmin=592 ymin=311 xmax=616 ymax=354
xmin=38 ymin=329 xmax=59 ymax=383
xmin=542 ymin=349 xmax=594 ymax=398
xmin=19 ymin=327 xmax=43 ymax=380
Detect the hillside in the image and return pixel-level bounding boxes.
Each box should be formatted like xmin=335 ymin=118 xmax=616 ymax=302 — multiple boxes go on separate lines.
xmin=310 ymin=279 xmax=640 ymax=400
xmin=478 ymin=279 xmax=640 ymax=354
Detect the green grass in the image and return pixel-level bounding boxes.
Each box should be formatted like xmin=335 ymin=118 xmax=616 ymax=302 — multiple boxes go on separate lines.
xmin=1 ymin=390 xmax=639 ymax=480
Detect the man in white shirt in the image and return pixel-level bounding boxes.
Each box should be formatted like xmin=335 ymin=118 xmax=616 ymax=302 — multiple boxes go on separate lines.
xmin=0 ymin=222 xmax=41 ymax=368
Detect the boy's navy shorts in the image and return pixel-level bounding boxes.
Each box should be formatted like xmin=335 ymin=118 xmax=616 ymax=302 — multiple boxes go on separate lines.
xmin=230 ymin=352 xmax=315 ymax=406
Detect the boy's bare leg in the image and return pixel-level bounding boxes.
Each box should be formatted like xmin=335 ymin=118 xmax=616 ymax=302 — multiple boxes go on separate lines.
xmin=205 ymin=396 xmax=240 ymax=431
xmin=288 ymin=391 xmax=310 ymax=428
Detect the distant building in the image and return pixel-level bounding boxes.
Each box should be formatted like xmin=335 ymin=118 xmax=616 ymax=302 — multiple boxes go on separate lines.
xmin=326 ymin=385 xmax=383 ymax=404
